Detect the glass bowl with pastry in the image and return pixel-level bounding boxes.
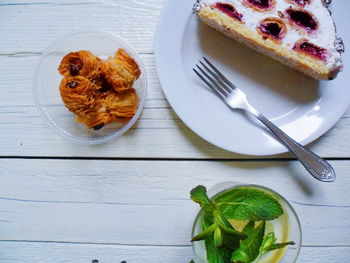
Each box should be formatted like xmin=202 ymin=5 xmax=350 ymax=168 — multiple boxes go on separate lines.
xmin=33 ymin=31 xmax=147 ymax=144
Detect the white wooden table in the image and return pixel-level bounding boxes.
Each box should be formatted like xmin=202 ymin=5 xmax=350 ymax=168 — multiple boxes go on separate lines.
xmin=0 ymin=1 xmax=349 ymax=262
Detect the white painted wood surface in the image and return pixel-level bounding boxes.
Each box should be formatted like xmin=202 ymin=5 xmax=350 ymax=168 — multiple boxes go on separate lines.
xmin=0 ymin=0 xmax=349 ymax=158
xmin=1 ymin=242 xmax=350 ymax=263
xmin=1 ymin=242 xmax=349 ymax=263
xmin=0 ymin=159 xmax=350 ymax=262
xmin=0 ymin=1 xmax=349 ymax=262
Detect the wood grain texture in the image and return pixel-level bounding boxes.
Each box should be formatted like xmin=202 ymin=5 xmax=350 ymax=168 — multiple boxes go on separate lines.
xmin=0 ymin=241 xmax=349 ymax=263
xmin=0 ymin=159 xmax=349 ymax=247
xmin=0 ymin=0 xmax=349 ymax=158
xmin=0 ymin=0 xmax=162 ymax=55
xmin=0 ymin=54 xmax=349 ymax=158
xmin=0 ymin=0 xmax=349 ymax=262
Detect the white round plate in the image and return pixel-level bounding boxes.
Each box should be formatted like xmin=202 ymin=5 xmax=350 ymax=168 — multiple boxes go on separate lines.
xmin=155 ymin=0 xmax=350 ymax=156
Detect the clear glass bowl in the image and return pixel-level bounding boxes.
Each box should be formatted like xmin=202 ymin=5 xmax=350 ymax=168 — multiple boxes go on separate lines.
xmin=192 ymin=183 xmax=302 ymax=263
xmin=33 ymin=31 xmax=147 ymax=144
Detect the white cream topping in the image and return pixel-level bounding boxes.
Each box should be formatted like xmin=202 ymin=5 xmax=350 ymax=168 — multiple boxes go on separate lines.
xmin=195 ymin=0 xmax=341 ymax=67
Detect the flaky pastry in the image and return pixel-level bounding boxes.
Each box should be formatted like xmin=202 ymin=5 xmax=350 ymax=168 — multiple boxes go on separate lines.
xmin=58 ymin=50 xmax=101 ymax=79
xmin=58 ymin=49 xmax=141 ymax=130
xmin=101 ymin=49 xmax=141 ymax=93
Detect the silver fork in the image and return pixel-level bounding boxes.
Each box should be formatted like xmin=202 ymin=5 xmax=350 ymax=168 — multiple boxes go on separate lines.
xmin=194 ymin=57 xmax=335 ymax=182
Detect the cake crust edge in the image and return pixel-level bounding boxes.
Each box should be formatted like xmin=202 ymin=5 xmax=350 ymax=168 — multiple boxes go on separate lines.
xmin=196 ymin=5 xmax=343 ymax=80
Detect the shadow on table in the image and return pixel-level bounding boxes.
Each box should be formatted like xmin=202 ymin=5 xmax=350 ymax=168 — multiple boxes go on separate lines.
xmin=197 ymin=21 xmax=320 ymax=103
xmin=177 ymin=121 xmax=321 ymax=197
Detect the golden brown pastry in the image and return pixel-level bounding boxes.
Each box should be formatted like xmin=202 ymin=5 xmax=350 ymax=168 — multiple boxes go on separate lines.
xmin=58 ymin=49 xmax=141 ymax=130
xmin=114 ymin=49 xmax=141 ymax=79
xmin=102 ymin=89 xmax=139 ymax=119
xmin=101 ymin=49 xmax=141 ymax=93
xmin=58 ymin=50 xmax=101 ymax=79
xmin=59 ymin=76 xmax=97 ymax=115
xmin=59 ymin=76 xmax=107 ymax=129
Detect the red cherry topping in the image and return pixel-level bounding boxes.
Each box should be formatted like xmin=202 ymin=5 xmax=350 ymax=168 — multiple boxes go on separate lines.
xmin=286 ymin=0 xmax=311 ymax=7
xmin=214 ymin=3 xmax=244 ymax=22
xmin=286 ymin=8 xmax=318 ymax=32
xmin=294 ymin=40 xmax=328 ymax=61
xmin=258 ymin=18 xmax=286 ymax=41
xmin=244 ymin=0 xmax=275 ymax=11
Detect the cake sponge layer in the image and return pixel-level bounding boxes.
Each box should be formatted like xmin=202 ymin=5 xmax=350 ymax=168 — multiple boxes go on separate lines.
xmin=194 ymin=1 xmax=343 ymax=80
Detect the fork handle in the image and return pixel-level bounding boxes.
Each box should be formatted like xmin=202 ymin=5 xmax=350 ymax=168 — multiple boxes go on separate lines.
xmin=253 ymin=113 xmax=335 ymax=182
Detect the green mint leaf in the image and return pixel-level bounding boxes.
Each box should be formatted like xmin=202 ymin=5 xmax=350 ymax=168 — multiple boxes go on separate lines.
xmin=214 ymin=188 xmax=283 ymax=221
xmin=212 ymin=209 xmax=241 ymax=235
xmin=191 ymin=186 xmax=245 ymax=241
xmin=203 ymin=210 xmax=237 ymax=263
xmin=205 ymin=238 xmax=232 ymax=263
xmin=191 ymin=186 xmax=293 ymax=263
xmin=190 ymin=185 xmax=215 ymax=211
xmin=260 ymin=232 xmax=277 ymax=251
xmin=231 ymin=221 xmax=266 ymax=263
xmin=191 ymin=186 xmax=247 ymax=239
xmin=218 ymin=223 xmax=247 ymax=239
xmin=191 ymin=223 xmax=217 ymax=242
xmin=243 ymin=220 xmax=255 ymax=232
xmin=230 ymin=248 xmax=250 ymax=263
xmin=222 ymin=230 xmax=241 ymax=251
xmin=260 ymin=232 xmax=295 ymax=254
xmin=203 ymin=212 xmax=214 ymax=228
xmin=212 ymin=209 xmax=247 ymax=240
xmin=214 ymin=227 xmax=223 ymax=248
xmin=259 ymin=232 xmax=295 ymax=258
xmin=262 ymin=241 xmax=295 ymax=253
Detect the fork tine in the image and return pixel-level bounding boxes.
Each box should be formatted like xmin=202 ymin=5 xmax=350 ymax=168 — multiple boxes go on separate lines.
xmin=196 ymin=65 xmax=229 ymax=97
xmin=199 ymin=61 xmax=231 ymax=94
xmin=193 ymin=68 xmax=225 ymax=100
xmin=203 ymin=57 xmax=236 ymax=91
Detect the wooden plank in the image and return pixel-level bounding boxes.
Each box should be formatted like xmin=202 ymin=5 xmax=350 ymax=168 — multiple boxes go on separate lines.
xmin=0 ymin=0 xmax=163 ymax=55
xmin=0 ymin=159 xmax=349 ymax=246
xmin=0 ymin=241 xmax=349 ymax=263
xmin=0 ymin=0 xmax=349 ymax=158
xmin=0 ymin=55 xmax=349 ymax=158
xmin=0 ymin=2 xmax=348 ymax=263
xmin=0 ymin=55 xmax=164 ymax=106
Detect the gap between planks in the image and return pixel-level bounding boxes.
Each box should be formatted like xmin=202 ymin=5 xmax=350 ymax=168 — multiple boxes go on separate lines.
xmin=0 ymin=52 xmax=154 ymax=57
xmin=0 ymin=240 xmax=349 ymax=249
xmin=1 ymin=156 xmax=350 ymax=161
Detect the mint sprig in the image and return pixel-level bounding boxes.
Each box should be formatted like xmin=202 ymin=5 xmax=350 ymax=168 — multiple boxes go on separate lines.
xmin=260 ymin=232 xmax=295 ymax=255
xmin=190 ymin=185 xmax=216 ymax=211
xmin=191 ymin=186 xmax=247 ymax=245
xmin=203 ymin=212 xmax=237 ymax=263
xmin=190 ymin=185 xmax=295 ymax=263
xmin=231 ymin=221 xmax=266 ymax=263
xmin=205 ymin=238 xmax=232 ymax=263
xmin=214 ymin=188 xmax=283 ymax=221
xmin=190 ymin=187 xmax=246 ymax=263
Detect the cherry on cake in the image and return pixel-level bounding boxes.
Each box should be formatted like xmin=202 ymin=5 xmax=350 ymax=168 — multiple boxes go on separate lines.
xmin=193 ymin=0 xmax=344 ymax=80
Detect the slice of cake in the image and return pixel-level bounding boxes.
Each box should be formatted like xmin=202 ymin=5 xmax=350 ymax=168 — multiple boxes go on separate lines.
xmin=193 ymin=0 xmax=344 ymax=80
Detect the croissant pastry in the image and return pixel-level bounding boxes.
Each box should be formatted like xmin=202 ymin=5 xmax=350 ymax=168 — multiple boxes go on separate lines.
xmin=114 ymin=49 xmax=141 ymax=80
xmin=59 ymin=76 xmax=97 ymax=114
xmin=101 ymin=49 xmax=141 ymax=93
xmin=58 ymin=50 xmax=101 ymax=79
xmin=58 ymin=49 xmax=141 ymax=130
xmin=76 ymin=109 xmax=113 ymax=130
xmin=102 ymin=89 xmax=138 ymax=119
